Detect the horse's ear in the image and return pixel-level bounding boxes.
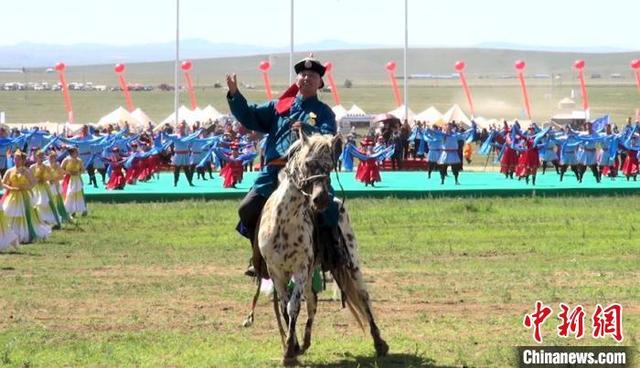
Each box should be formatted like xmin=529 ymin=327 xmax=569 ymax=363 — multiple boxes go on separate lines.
xmin=286 ymin=137 xmax=303 ymax=158
xmin=298 ymin=129 xmax=309 ymax=146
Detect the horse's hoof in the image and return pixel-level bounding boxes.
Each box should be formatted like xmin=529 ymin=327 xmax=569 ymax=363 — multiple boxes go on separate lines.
xmin=294 ymin=342 xmax=301 ymax=355
xmin=300 ymin=341 xmax=310 ymax=355
xmin=282 ymin=356 xmax=299 ymax=366
xmin=375 ymin=339 xmax=389 ymax=357
xmin=242 ymin=315 xmax=254 ymax=327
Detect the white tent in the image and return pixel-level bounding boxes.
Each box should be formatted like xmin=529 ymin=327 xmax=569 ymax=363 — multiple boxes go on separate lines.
xmin=200 ymin=105 xmax=224 ymax=123
xmin=558 ymin=97 xmax=576 ymax=110
xmin=332 ymin=105 xmax=348 ymax=121
xmin=388 ymin=105 xmax=415 ymax=122
xmin=97 ymin=107 xmax=143 ymax=129
xmin=161 ymin=105 xmax=197 ymax=125
xmin=414 ymin=106 xmax=444 ymax=126
xmin=131 ymin=108 xmax=154 ymax=127
xmin=347 ymin=104 xmax=367 ymax=116
xmin=442 ymin=104 xmax=471 ymax=127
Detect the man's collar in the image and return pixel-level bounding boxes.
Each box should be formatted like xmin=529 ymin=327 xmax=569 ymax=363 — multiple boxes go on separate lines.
xmin=296 ymin=94 xmax=318 ymax=104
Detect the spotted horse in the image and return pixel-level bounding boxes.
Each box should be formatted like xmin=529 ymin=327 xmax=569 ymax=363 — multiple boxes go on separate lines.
xmin=243 ymin=133 xmax=388 ymax=365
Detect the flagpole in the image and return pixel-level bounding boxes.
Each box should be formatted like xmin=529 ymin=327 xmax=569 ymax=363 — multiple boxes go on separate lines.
xmin=290 ymin=0 xmax=294 ymax=84
xmin=403 ymin=0 xmax=408 ymax=124
xmin=174 ymin=0 xmax=180 ymax=125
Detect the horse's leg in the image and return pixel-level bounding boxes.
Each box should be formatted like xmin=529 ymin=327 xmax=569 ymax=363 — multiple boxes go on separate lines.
xmin=283 ymin=270 xmax=307 ymax=364
xmin=272 ymin=288 xmax=287 ymax=349
xmin=334 ymin=200 xmax=389 ymax=357
xmin=301 ymin=270 xmax=318 ymax=354
xmin=270 ymin=271 xmax=291 ymax=353
xmin=243 ymin=278 xmax=262 ymax=327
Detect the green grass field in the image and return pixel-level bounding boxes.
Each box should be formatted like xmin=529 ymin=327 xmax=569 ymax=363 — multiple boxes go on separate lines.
xmin=0 ymin=197 xmax=637 ymax=367
xmin=2 ymin=83 xmax=640 ymax=126
xmin=2 ymin=48 xmax=640 ymax=125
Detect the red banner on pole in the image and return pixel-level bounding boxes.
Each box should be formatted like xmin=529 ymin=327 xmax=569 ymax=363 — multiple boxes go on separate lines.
xmin=515 ymin=60 xmax=532 ymax=120
xmin=259 ymin=60 xmax=273 ymax=100
xmin=632 ymin=59 xmax=640 ymax=96
xmin=323 ymin=62 xmax=341 ymax=106
xmin=115 ymin=64 xmax=134 ymax=112
xmin=454 ymin=61 xmax=475 ymax=117
xmin=386 ymin=61 xmax=402 ymax=107
xmin=574 ymin=60 xmax=589 ymax=114
xmin=181 ymin=61 xmax=198 ymax=109
xmin=55 ymin=62 xmax=74 ymax=123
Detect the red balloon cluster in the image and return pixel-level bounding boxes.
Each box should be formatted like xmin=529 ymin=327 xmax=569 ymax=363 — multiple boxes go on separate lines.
xmin=574 ymin=59 xmax=586 ymax=70
xmin=114 ymin=63 xmax=125 ymax=73
xmin=181 ymin=60 xmax=193 ymax=71
xmin=454 ymin=61 xmax=465 ymax=72
xmin=515 ymin=60 xmax=526 ymax=71
xmin=258 ymin=60 xmax=270 ymax=72
xmin=385 ymin=61 xmax=397 ymax=72
xmin=631 ymin=59 xmax=640 ymax=70
xmin=324 ymin=62 xmax=333 ymax=72
xmin=55 ymin=62 xmax=65 ymax=72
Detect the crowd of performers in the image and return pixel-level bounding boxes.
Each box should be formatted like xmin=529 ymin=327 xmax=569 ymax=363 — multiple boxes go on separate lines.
xmin=337 ymin=117 xmax=640 ymax=187
xmin=339 ymin=121 xmax=477 ymax=185
xmin=478 ymin=118 xmax=640 ymax=185
xmin=0 ymin=120 xmax=263 ymax=252
xmin=1 ymin=115 xmax=638 ymax=252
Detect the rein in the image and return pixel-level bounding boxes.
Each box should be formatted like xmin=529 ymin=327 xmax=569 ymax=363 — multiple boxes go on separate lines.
xmin=284 ymin=166 xmax=328 ymax=198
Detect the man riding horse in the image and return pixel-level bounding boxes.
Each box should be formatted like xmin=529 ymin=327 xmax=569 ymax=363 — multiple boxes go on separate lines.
xmin=226 ymin=55 xmax=343 ymax=278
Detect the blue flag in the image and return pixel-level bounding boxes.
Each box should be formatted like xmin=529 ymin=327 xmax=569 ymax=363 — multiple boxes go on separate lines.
xmin=592 ymin=114 xmax=610 ymax=133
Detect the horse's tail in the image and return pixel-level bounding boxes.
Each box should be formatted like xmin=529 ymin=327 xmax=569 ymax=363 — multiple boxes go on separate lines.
xmin=332 ymin=266 xmax=369 ymax=332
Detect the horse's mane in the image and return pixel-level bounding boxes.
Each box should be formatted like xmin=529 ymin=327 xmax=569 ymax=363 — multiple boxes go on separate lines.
xmin=286 ymin=134 xmax=335 ymax=168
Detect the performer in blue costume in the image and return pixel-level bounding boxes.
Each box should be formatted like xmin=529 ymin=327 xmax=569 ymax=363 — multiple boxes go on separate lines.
xmin=226 ymin=55 xmax=342 ymax=278
xmin=425 ymin=122 xmax=476 ymax=185
xmin=162 ymin=123 xmax=202 ymax=186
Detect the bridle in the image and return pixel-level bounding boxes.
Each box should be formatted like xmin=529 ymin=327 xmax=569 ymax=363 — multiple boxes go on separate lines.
xmin=285 ymin=165 xmax=330 ymax=198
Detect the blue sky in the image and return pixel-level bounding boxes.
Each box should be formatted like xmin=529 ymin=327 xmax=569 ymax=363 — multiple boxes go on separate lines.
xmin=2 ymin=0 xmax=638 ymax=49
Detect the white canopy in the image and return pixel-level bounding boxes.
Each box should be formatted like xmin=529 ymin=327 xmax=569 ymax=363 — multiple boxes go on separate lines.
xmin=552 ymin=110 xmax=587 ymax=120
xmin=332 ymin=104 xmax=348 ymax=121
xmin=347 ymin=104 xmax=367 ymax=116
xmin=200 ymin=105 xmax=224 ymax=123
xmin=97 ymin=106 xmax=143 ymax=129
xmin=161 ymin=105 xmax=197 ymax=125
xmin=558 ymin=97 xmax=576 ymax=110
xmin=442 ymin=104 xmax=471 ymax=127
xmin=414 ymin=106 xmax=444 ymax=126
xmin=387 ymin=105 xmax=415 ymax=122
xmin=131 ymin=108 xmax=154 ymax=127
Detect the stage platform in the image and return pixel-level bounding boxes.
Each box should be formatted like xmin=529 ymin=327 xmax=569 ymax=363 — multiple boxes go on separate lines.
xmin=78 ymin=170 xmax=640 ymax=202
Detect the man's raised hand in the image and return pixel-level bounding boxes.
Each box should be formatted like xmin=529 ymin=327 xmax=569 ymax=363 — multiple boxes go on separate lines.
xmin=226 ymin=74 xmax=238 ymax=95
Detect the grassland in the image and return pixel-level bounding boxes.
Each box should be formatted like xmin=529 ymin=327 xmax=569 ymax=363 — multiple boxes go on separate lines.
xmin=2 ymin=83 xmax=640 ymax=126
xmin=0 ymin=197 xmax=637 ymax=367
xmin=2 ymin=47 xmax=640 ymax=125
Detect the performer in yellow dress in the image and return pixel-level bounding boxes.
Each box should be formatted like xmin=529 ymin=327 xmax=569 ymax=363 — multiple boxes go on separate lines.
xmin=0 ymin=207 xmax=18 ymax=251
xmin=1 ymin=150 xmax=51 ymax=243
xmin=61 ymin=147 xmax=87 ymax=217
xmin=46 ymin=150 xmax=71 ymax=223
xmin=30 ymin=150 xmax=61 ymax=229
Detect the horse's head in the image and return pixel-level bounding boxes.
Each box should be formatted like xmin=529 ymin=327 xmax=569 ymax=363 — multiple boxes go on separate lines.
xmin=285 ymin=133 xmax=340 ymax=212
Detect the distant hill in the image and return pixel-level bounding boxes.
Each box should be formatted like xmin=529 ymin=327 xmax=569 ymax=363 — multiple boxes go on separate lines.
xmin=2 ymin=48 xmax=639 ymax=86
xmin=0 ymin=39 xmax=384 ymax=68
